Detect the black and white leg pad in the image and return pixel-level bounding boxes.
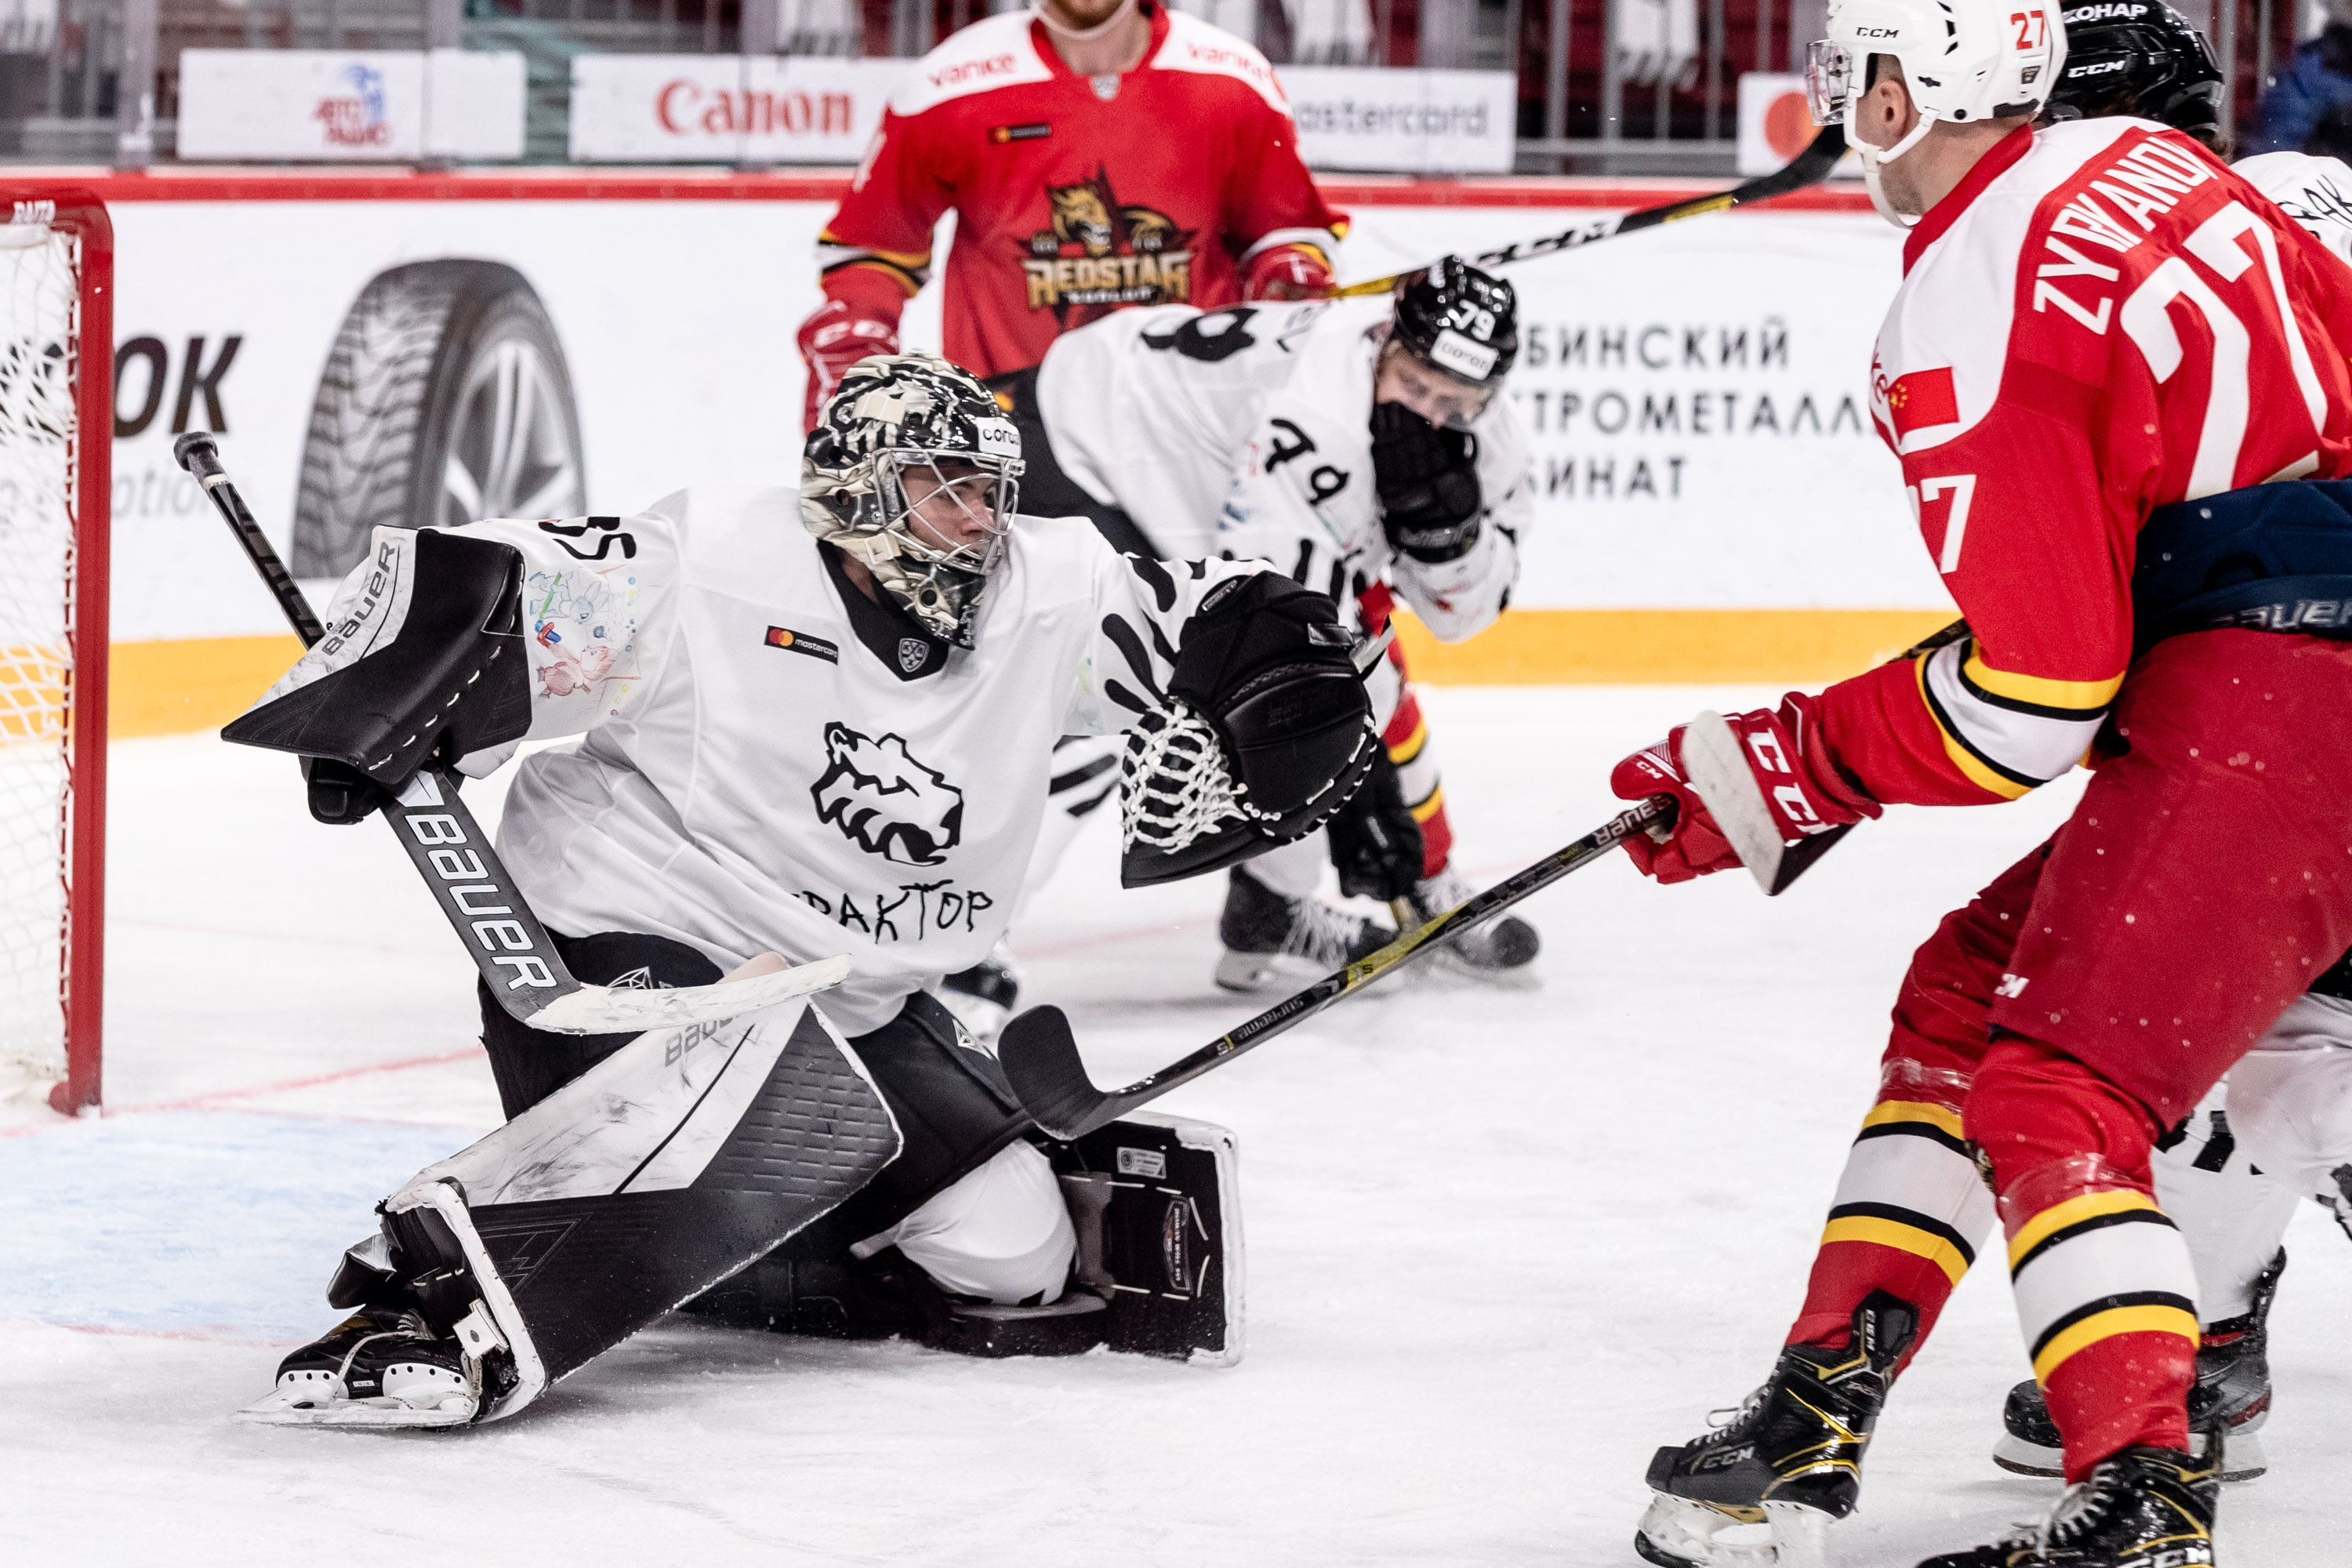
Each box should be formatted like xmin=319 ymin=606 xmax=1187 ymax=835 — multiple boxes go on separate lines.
xmin=1053 ymin=1112 xmax=1244 ymax=1367
xmin=241 ymin=995 xmax=901 ymax=1428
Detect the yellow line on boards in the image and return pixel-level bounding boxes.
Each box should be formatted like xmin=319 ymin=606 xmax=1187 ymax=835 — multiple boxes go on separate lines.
xmin=109 ymin=634 xmax=304 ymax=739
xmin=97 ymin=609 xmax=1961 ymax=739
xmin=1388 ymin=608 xmax=1958 ymax=686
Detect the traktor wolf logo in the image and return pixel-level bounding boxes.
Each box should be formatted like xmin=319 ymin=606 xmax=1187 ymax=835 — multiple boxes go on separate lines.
xmin=1021 ymin=165 xmax=1195 ymax=318
xmin=811 ymin=722 xmax=965 ymax=866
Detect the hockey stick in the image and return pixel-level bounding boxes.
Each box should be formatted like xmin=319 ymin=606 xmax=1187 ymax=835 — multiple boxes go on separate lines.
xmin=1683 ymin=616 xmax=1970 ymax=896
xmin=1000 ymin=794 xmax=1674 ymax=1138
xmin=173 ymin=433 xmax=849 ymax=1035
xmin=1327 ymin=125 xmax=1849 ymax=299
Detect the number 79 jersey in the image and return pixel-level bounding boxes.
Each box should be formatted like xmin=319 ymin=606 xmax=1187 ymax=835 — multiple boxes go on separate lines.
xmin=1831 ymin=118 xmax=2352 ymax=808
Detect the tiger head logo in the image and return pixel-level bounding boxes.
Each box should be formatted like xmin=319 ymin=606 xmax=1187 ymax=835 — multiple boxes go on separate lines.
xmin=1047 ymin=176 xmax=1119 ymax=256
xmin=810 ymin=722 xmax=964 ymax=866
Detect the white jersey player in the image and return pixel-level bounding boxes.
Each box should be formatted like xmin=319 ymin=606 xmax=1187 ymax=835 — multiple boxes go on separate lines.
xmin=1976 ymin=0 xmax=2352 ymax=1489
xmin=228 ymin=355 xmax=1377 ymax=1425
xmin=961 ymin=257 xmax=1536 ymax=1027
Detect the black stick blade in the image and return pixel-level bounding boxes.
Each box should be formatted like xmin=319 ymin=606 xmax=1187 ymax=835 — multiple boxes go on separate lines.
xmin=1000 ymin=1004 xmax=1122 ymax=1140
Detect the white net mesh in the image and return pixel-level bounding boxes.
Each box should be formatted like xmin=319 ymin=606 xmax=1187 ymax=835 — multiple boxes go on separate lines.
xmin=0 ymin=220 xmax=80 ymax=1091
xmin=1119 ymin=702 xmax=1254 ymax=856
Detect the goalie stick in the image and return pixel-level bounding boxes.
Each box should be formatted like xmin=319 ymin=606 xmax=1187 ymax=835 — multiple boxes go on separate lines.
xmin=1327 ymin=126 xmax=1849 ymax=299
xmin=1002 ymin=794 xmax=1675 ymax=1138
xmin=173 ymin=433 xmax=848 ymax=1035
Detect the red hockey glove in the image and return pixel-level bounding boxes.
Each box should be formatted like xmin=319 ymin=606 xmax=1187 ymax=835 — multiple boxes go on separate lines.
xmin=796 ymin=292 xmax=902 ymax=434
xmin=1240 ymin=241 xmax=1334 ymax=301
xmin=1608 ymin=696 xmax=1878 ymax=885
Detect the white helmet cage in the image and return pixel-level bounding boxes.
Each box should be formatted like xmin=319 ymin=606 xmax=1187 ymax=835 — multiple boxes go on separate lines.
xmin=1808 ymin=0 xmax=2067 ymax=217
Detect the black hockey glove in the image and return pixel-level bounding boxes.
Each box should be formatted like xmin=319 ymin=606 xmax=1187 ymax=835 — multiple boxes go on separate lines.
xmin=1326 ymin=746 xmax=1424 ymax=904
xmin=1166 ymin=573 xmax=1374 ymax=830
xmin=304 ymin=757 xmax=393 ymax=826
xmin=1371 ymin=401 xmax=1483 ymax=564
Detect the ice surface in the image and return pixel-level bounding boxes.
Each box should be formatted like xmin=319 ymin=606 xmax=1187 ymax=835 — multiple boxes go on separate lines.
xmin=3 ymin=690 xmax=2347 ymax=1565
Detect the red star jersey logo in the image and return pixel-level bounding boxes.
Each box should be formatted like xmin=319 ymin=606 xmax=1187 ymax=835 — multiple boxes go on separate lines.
xmin=1881 ymin=366 xmax=1960 ymax=448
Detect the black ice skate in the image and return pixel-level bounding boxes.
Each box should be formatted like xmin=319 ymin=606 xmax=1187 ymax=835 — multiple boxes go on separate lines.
xmin=1397 ymin=866 xmax=1539 ymax=981
xmin=1919 ymin=1439 xmax=2220 ymax=1567
xmin=938 ymin=942 xmax=1021 ymax=1045
xmin=1993 ymin=1250 xmax=2281 ymax=1483
xmin=1634 ymin=1290 xmax=1918 ymax=1568
xmin=1213 ymin=864 xmax=1396 ymax=994
xmin=243 ymin=1303 xmax=479 ymax=1428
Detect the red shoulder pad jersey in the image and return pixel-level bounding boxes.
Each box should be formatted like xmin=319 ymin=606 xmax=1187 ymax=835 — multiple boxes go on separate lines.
xmin=1815 ymin=118 xmax=2352 ymax=808
xmin=817 ymin=4 xmax=1344 ymax=377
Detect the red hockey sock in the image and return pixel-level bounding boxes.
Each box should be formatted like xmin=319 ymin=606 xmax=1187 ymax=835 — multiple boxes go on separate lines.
xmin=1973 ymin=1037 xmax=2197 ymax=1480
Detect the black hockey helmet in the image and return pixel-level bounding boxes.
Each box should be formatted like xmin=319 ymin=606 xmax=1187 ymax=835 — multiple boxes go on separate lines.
xmin=2042 ymin=2 xmax=2225 ymax=151
xmin=1392 ymin=256 xmax=1519 ymax=389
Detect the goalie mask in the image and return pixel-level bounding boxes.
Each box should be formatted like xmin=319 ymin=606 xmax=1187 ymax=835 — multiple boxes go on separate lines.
xmin=801 ymin=354 xmax=1025 ymax=646
xmin=1807 ymin=0 xmax=2067 ymax=227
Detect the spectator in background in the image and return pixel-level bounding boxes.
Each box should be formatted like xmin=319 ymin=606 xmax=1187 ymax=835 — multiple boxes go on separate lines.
xmin=2249 ymin=0 xmax=2352 ymax=158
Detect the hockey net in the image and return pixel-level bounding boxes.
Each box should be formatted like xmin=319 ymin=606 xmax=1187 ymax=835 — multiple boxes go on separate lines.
xmin=0 ymin=191 xmax=109 ymax=1114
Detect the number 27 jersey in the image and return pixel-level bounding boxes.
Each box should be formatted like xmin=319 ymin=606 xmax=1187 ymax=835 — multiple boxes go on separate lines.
xmin=1827 ymin=118 xmax=2352 ymax=809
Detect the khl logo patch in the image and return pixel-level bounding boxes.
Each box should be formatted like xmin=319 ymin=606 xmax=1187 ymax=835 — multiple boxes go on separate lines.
xmin=897 ymin=636 xmax=931 ymax=675
xmin=811 ymin=722 xmax=964 ymax=866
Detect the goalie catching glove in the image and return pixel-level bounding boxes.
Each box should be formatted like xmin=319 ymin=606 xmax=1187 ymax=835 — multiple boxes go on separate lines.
xmin=1121 ymin=573 xmax=1379 ymax=887
xmin=1609 ymin=695 xmax=1878 ymax=884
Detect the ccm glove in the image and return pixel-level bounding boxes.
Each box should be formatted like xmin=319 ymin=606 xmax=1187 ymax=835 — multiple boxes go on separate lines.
xmin=1240 ymin=241 xmax=1334 ymax=301
xmin=795 ymin=279 xmax=902 ymax=434
xmin=1608 ymin=695 xmax=1878 ymax=884
xmin=1370 ymin=401 xmax=1483 ymax=563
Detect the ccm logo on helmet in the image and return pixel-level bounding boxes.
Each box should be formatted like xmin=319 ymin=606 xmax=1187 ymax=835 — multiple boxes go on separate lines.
xmin=2068 ymin=59 xmax=2131 ymax=75
xmin=1854 ymin=24 xmax=1900 ymax=35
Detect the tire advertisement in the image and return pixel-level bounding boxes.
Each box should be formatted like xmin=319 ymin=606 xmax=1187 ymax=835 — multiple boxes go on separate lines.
xmin=103 ymin=183 xmax=1944 ymax=728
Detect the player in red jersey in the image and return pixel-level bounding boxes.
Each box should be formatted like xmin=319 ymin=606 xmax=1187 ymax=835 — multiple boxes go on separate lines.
xmin=793 ymin=0 xmax=1344 ymax=430
xmin=1614 ymin=3 xmax=2352 ymax=1566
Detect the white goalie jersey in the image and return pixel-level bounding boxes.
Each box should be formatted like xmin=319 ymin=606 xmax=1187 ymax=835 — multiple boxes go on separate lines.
xmin=297 ymin=494 xmax=1263 ymax=1034
xmin=1031 ymin=296 xmax=1529 ymax=642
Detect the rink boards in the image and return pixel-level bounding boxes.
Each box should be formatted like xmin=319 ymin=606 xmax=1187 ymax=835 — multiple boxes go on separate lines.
xmin=35 ymin=169 xmax=1951 ymax=733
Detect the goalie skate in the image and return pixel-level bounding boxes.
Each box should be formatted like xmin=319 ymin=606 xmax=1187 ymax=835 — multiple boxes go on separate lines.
xmin=241 ymin=992 xmax=900 ymax=1428
xmin=240 ymin=1305 xmax=481 ymax=1428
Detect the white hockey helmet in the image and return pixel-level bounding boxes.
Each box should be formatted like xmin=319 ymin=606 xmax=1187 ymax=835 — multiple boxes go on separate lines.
xmin=1807 ymin=0 xmax=2067 ymax=223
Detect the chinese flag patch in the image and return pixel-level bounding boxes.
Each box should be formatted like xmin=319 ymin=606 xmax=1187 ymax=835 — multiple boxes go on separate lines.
xmin=1886 ymin=367 xmax=1958 ymax=440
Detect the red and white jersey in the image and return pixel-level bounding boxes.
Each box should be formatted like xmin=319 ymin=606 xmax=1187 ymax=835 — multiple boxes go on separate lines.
xmin=1818 ymin=119 xmax=2352 ymax=808
xmin=819 ymin=4 xmax=1341 ymax=377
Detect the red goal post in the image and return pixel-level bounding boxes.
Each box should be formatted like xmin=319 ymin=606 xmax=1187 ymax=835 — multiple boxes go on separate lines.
xmin=0 ymin=185 xmax=109 ymax=1116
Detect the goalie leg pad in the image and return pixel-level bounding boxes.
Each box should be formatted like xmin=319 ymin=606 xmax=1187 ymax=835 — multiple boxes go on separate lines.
xmin=241 ymin=993 xmax=902 ymax=1428
xmin=1052 ymin=1112 xmax=1245 ymax=1366
xmin=476 ymin=929 xmax=724 ymax=1120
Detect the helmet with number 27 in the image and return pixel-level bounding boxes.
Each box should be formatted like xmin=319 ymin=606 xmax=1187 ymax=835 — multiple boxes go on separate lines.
xmin=1808 ymin=0 xmax=2068 ymax=226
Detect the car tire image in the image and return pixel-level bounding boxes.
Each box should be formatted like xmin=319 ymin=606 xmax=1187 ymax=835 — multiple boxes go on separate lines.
xmin=292 ymin=259 xmax=586 ymax=578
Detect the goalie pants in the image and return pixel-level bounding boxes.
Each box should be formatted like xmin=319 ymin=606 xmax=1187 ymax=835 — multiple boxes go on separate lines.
xmin=1783 ymin=630 xmax=2352 ymax=1482
xmin=477 ymin=931 xmax=1071 ymax=1303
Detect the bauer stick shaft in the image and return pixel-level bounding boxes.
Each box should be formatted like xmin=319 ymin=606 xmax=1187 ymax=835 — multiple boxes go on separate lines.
xmin=1000 ymin=794 xmax=1675 ymax=1138
xmin=1327 ymin=126 xmax=1849 ymax=300
xmin=174 ymin=433 xmax=848 ymax=1034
